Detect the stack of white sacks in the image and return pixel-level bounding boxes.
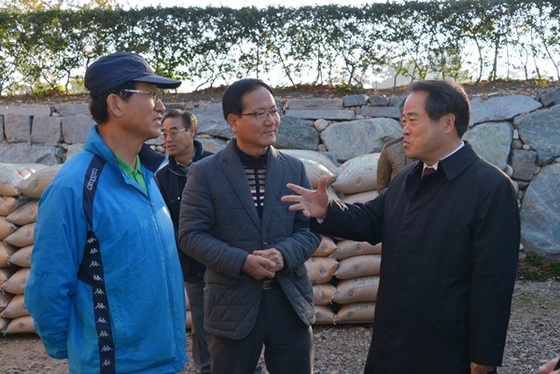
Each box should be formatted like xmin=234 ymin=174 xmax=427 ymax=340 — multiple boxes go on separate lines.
xmin=295 ymin=151 xmax=382 ymax=325
xmin=0 ymin=163 xmax=51 ymax=334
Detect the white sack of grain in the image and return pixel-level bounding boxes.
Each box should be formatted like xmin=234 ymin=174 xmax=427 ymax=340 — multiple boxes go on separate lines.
xmin=313 ymin=305 xmax=335 ymax=325
xmin=304 ymin=257 xmax=339 ymax=285
xmin=0 ymin=196 xmax=19 ymax=216
xmin=0 ymin=163 xmax=48 ymax=197
xmin=186 ymin=311 xmax=192 ymax=330
xmin=331 ymin=153 xmax=380 ymax=195
xmin=0 ymin=267 xmax=15 ymax=285
xmin=0 ymin=290 xmax=14 ymax=311
xmin=8 ymin=245 xmax=33 ymax=268
xmin=0 ymin=217 xmax=17 ymax=241
xmin=1 ymin=294 xmax=28 ymax=319
xmin=16 ymin=164 xmax=63 ymax=199
xmin=0 ymin=268 xmax=30 ymax=295
xmin=342 ymin=190 xmax=379 ymax=204
xmin=312 ymin=236 xmax=337 ymax=257
xmin=334 ymin=255 xmax=381 ymax=280
xmin=331 ymin=276 xmax=380 ymax=304
xmin=334 ymin=302 xmax=375 ymax=323
xmin=0 ymin=242 xmax=17 ymax=267
xmin=313 ymin=283 xmax=336 ymax=306
xmin=4 ymin=222 xmax=35 ymax=247
xmin=298 ymin=158 xmax=337 ymax=189
xmin=0 ymin=316 xmax=8 ymax=332
xmin=330 ymin=240 xmax=382 ymax=260
xmin=281 ymin=150 xmax=339 ymax=173
xmin=4 ymin=315 xmax=35 ymax=334
xmin=6 ymin=200 xmax=38 ymax=226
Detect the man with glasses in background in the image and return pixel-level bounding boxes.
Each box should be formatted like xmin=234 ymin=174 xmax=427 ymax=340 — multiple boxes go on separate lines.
xmin=156 ymin=109 xmax=213 ymax=374
xmin=25 ymin=51 xmax=188 ymax=374
xmin=178 ymin=78 xmax=321 ymax=374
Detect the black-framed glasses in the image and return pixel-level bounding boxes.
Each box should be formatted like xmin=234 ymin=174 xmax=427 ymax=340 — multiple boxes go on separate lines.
xmin=241 ymin=108 xmax=280 ymax=121
xmin=160 ymin=128 xmax=186 ymax=139
xmin=120 ymin=89 xmax=163 ymax=102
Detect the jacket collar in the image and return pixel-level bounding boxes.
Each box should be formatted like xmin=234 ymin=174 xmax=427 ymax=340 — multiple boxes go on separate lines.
xmin=84 ymin=125 xmax=165 ymax=174
xmin=408 ymin=141 xmax=479 ymax=182
xmin=438 ymin=141 xmax=479 ymax=181
xmin=167 ymin=140 xmax=206 ymax=175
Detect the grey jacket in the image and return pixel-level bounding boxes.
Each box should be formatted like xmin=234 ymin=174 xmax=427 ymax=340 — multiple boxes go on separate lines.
xmin=178 ymin=140 xmax=321 ymax=339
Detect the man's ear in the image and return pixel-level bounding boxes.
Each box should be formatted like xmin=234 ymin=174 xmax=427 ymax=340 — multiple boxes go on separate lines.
xmin=106 ymin=93 xmax=123 ymax=118
xmin=227 ymin=113 xmax=238 ymax=135
xmin=442 ymin=113 xmax=456 ymax=134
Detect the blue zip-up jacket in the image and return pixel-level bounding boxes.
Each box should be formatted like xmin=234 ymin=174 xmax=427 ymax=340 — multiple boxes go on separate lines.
xmin=25 ymin=126 xmax=187 ymax=374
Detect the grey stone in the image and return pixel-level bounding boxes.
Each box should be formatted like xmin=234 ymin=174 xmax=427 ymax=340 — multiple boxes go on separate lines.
xmin=0 ymin=143 xmax=62 ymax=165
xmin=65 ymin=143 xmax=84 ymax=161
xmin=510 ymin=149 xmax=537 ymax=181
xmin=314 ymin=119 xmax=331 ymax=132
xmin=511 ymin=139 xmax=523 ymax=149
xmin=54 ymin=103 xmax=91 ymax=118
xmin=360 ymin=106 xmax=401 ymax=119
xmin=197 ymin=137 xmax=227 ymax=154
xmin=463 ymin=122 xmax=512 ymax=171
xmin=470 ymin=95 xmax=542 ymax=125
xmin=389 ymin=95 xmax=406 ymax=108
xmin=62 ymin=114 xmax=95 ymax=144
xmin=284 ymin=109 xmax=356 ymax=121
xmin=320 ymin=118 xmax=402 ymax=161
xmin=520 ymin=162 xmax=560 ymax=260
xmin=192 ymin=102 xmax=232 ymax=139
xmin=32 ymin=116 xmax=62 ymax=145
xmin=343 ymin=94 xmax=368 ymax=107
xmin=4 ymin=114 xmax=32 ymax=142
xmin=539 ymin=87 xmax=560 ymax=107
xmin=162 ymin=102 xmax=185 ymax=111
xmin=0 ymin=104 xmax=51 ymax=117
xmin=276 ymin=116 xmax=319 ymax=150
xmin=368 ymin=94 xmax=390 ymax=106
xmin=286 ymin=98 xmax=343 ymax=110
xmin=514 ymin=104 xmax=560 ymax=164
xmin=0 ymin=116 xmax=4 ymax=141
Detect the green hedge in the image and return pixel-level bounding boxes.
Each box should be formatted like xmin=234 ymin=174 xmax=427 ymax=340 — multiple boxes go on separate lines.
xmin=0 ymin=0 xmax=559 ymax=96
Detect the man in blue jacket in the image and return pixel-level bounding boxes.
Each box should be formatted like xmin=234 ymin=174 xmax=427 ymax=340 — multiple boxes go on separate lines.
xmin=156 ymin=109 xmax=213 ymax=374
xmin=25 ymin=52 xmax=188 ymax=374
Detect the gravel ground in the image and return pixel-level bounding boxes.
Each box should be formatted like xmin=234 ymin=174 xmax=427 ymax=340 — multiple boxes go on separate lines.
xmin=0 ymin=280 xmax=558 ymax=373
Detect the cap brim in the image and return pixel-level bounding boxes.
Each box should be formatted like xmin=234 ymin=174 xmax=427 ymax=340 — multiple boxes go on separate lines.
xmin=132 ymin=75 xmax=182 ymax=89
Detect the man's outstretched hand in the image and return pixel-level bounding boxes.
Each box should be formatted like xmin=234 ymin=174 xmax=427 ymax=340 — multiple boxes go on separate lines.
xmin=281 ymin=175 xmax=330 ymax=219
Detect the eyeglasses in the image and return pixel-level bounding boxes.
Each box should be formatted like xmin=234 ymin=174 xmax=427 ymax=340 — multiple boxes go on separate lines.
xmin=241 ymin=109 xmax=280 ymax=121
xmin=161 ymin=128 xmax=186 ymax=139
xmin=120 ymin=89 xmax=163 ymax=102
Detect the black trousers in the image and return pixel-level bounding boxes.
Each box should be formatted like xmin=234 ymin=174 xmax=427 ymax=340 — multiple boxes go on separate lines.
xmin=208 ymin=286 xmax=313 ymax=374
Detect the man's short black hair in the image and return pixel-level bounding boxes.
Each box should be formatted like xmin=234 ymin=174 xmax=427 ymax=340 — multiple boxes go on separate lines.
xmin=221 ymin=78 xmax=275 ymax=121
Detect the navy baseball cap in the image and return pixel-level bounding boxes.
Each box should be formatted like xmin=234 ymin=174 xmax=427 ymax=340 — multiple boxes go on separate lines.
xmin=84 ymin=51 xmax=182 ymax=98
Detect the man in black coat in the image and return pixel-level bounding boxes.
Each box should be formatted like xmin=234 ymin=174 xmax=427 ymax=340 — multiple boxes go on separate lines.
xmin=282 ymin=80 xmax=520 ymax=374
xmin=156 ymin=109 xmax=213 ymax=374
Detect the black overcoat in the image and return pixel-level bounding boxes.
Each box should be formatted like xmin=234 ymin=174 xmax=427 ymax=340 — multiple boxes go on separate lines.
xmin=315 ymin=143 xmax=520 ymax=373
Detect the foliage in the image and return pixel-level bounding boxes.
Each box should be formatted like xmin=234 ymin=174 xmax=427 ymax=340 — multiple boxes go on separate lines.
xmin=0 ymin=0 xmax=559 ymax=96
xmin=517 ymin=252 xmax=560 ymax=282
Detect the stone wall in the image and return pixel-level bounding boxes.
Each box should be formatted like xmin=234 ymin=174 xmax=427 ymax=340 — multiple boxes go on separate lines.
xmin=1 ymin=87 xmax=560 ymax=260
